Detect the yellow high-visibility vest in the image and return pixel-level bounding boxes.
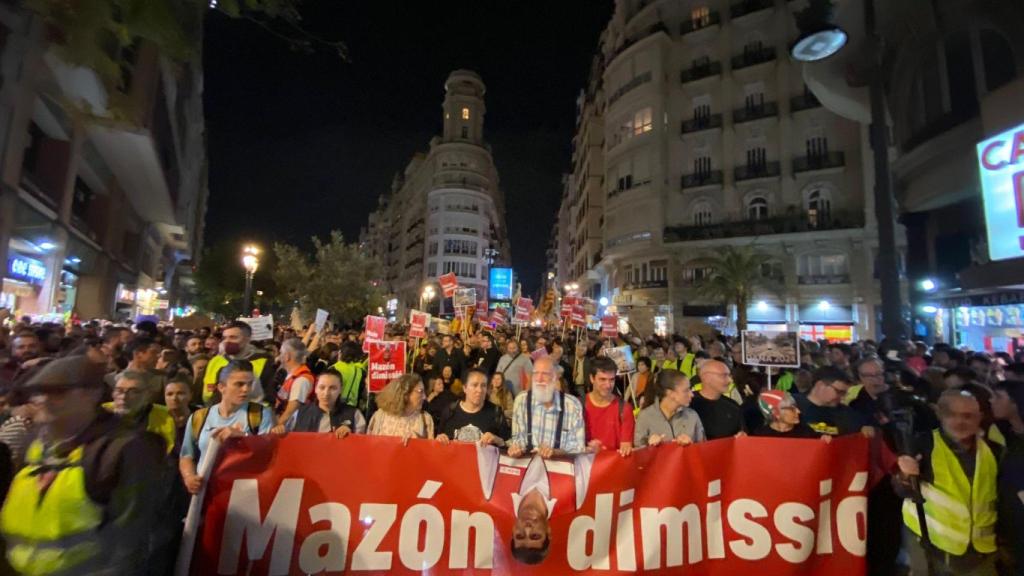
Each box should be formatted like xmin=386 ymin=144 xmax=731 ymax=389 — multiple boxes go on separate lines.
xmin=102 ymin=402 xmax=177 ymax=454
xmin=902 ymin=429 xmax=998 ymax=555
xmin=202 ymin=355 xmax=268 ymax=403
xmin=1 ymin=441 xmax=104 ymax=575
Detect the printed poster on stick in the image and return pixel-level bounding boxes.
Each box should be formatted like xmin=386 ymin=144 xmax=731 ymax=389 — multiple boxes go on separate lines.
xmin=362 ymin=315 xmax=387 ymax=353
xmin=514 ymin=297 xmax=533 ymax=325
xmin=453 ymin=287 xmax=477 ymax=309
xmin=439 ymin=273 xmax=459 ymax=298
xmin=570 ymin=304 xmax=586 ymax=328
xmin=601 ymin=315 xmax=618 ymax=338
xmin=409 ymin=310 xmax=430 ymax=339
xmin=742 ymin=330 xmax=800 ymax=367
xmin=367 ymin=340 xmax=407 ymax=393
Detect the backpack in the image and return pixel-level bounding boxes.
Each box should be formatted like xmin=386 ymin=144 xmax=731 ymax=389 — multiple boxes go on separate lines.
xmin=190 ymin=403 xmax=265 ymax=446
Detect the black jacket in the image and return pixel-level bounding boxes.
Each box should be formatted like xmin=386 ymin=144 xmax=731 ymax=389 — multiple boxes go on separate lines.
xmin=293 ymin=401 xmax=361 ymax=433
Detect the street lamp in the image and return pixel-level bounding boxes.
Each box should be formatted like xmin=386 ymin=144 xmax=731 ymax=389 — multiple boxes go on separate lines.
xmin=241 ymin=245 xmax=260 ymax=317
xmin=420 ymin=285 xmax=436 ymax=313
xmin=791 ymin=0 xmax=906 ymax=343
xmin=564 ymin=282 xmax=579 ymax=294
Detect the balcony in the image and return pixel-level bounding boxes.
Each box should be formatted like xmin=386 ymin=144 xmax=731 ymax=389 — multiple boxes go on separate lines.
xmin=680 ymin=12 xmax=721 ymax=35
xmin=730 ymin=0 xmax=775 ymax=20
xmin=734 ymin=161 xmax=781 ymax=181
xmin=732 ymin=101 xmax=778 ymax=124
xmin=627 ymin=0 xmax=657 ymax=22
xmin=609 ymin=24 xmax=667 ymax=66
xmin=681 ymin=113 xmax=723 ymax=134
xmin=680 ymin=170 xmax=724 ymax=189
xmin=798 ymin=274 xmax=851 ymax=285
xmin=607 ymin=71 xmax=653 ymax=107
xmin=664 ymin=210 xmax=866 ymax=243
xmin=624 ymin=280 xmax=668 ymax=290
xmin=790 ymin=91 xmax=822 ymax=112
xmin=680 ymin=61 xmax=722 ymax=84
xmin=731 ymin=46 xmax=776 ymax=71
xmin=793 ymin=152 xmax=845 ymax=174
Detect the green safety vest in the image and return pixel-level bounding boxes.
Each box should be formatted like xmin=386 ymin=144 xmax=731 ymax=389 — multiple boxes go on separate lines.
xmin=332 ymin=360 xmax=367 ymax=407
xmin=902 ymin=429 xmax=998 ymax=556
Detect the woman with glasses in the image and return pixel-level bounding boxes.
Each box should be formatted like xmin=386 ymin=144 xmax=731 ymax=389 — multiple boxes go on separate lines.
xmin=367 ymin=373 xmax=434 ymax=441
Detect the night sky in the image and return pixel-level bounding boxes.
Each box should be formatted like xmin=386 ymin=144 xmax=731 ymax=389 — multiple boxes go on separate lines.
xmin=203 ymin=1 xmax=613 ymax=294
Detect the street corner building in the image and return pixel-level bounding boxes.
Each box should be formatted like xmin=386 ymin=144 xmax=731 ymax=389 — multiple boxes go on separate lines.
xmin=0 ymin=3 xmax=207 ymax=321
xmin=548 ymin=0 xmax=1024 ymax=345
xmin=359 ymin=70 xmax=512 ymax=318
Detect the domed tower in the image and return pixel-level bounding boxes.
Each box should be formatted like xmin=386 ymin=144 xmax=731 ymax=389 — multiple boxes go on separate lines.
xmin=442 ymin=70 xmax=485 ymax=145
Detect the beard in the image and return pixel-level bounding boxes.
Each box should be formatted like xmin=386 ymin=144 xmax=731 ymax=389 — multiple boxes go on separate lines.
xmin=531 ymin=383 xmax=555 ymax=404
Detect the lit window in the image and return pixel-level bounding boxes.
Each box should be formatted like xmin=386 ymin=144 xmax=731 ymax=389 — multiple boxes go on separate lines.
xmin=634 ymin=107 xmax=653 ymax=136
xmin=692 ymin=6 xmax=710 ymax=27
xmin=462 ymin=107 xmax=470 ymax=120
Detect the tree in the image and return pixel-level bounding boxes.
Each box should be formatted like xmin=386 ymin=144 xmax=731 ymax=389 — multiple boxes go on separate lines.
xmin=193 ymin=241 xmax=285 ymax=319
xmin=273 ymin=231 xmax=384 ymax=327
xmin=691 ymin=245 xmax=779 ymax=332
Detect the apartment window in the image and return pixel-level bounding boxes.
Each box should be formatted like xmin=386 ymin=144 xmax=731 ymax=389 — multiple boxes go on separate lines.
xmin=694 ymin=155 xmax=712 ymax=178
xmin=682 ymin=266 xmax=714 ymax=285
xmin=760 ymin=260 xmax=783 ymax=281
xmin=461 ymin=126 xmax=469 ymax=139
xmin=746 ymin=146 xmax=767 ymax=169
xmin=692 ymin=201 xmax=713 ymax=226
xmin=806 ymin=187 xmax=832 ymax=227
xmin=633 ymin=107 xmax=653 ymax=136
xmin=428 ymin=241 xmax=438 ymax=256
xmin=747 ymin=196 xmax=768 ymax=220
xmin=693 ymin=102 xmax=711 ymax=122
xmin=806 ymin=135 xmax=828 ymax=160
xmin=691 ymin=6 xmax=710 ymax=27
xmin=799 ymin=253 xmax=848 ymax=277
xmin=427 ymin=263 xmax=437 ymax=277
xmin=461 ymin=107 xmax=470 ymax=120
xmin=650 ymin=260 xmax=668 ymax=282
xmin=443 ymin=239 xmax=478 ymax=256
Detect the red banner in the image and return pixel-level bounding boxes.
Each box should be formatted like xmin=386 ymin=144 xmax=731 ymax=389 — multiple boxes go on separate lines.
xmin=367 ymin=340 xmax=406 ymax=392
xmin=439 ymin=273 xmax=459 ymax=298
xmin=189 ymin=435 xmax=869 ymax=575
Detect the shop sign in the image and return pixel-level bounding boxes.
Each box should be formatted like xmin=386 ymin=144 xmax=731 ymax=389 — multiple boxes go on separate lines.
xmin=940 ymin=291 xmax=1024 ymax=308
xmin=955 ymin=304 xmax=1024 ymax=328
xmin=118 ymin=288 xmax=137 ymax=304
xmin=7 ymin=256 xmax=46 ymax=284
xmin=976 ymin=121 xmax=1024 ymax=261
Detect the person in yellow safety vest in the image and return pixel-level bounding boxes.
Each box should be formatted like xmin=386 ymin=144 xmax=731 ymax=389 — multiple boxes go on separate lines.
xmin=1 ymin=356 xmax=164 ymax=576
xmin=661 ymin=340 xmax=697 ymax=378
xmin=332 ymin=341 xmax=368 ymax=408
xmin=202 ymin=320 xmax=272 ymax=405
xmin=896 ymin=388 xmax=999 ymax=575
xmin=103 ymin=371 xmax=177 ymax=455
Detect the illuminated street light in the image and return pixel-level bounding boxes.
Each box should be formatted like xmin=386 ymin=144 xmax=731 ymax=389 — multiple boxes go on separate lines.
xmin=921 ymin=305 xmax=939 ymax=314
xmin=757 ymin=300 xmax=768 ymax=311
xmin=241 ymin=245 xmax=260 ymax=317
xmin=420 ymin=284 xmax=437 ymax=312
xmin=920 ymin=278 xmax=936 ymax=292
xmin=818 ymin=299 xmax=831 ymax=311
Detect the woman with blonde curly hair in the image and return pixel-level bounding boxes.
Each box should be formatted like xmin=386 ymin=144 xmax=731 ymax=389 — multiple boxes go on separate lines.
xmin=367 ymin=373 xmax=434 ymax=440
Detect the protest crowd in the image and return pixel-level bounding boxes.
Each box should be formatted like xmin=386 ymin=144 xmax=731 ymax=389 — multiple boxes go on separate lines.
xmin=0 ymin=302 xmax=1023 ymax=576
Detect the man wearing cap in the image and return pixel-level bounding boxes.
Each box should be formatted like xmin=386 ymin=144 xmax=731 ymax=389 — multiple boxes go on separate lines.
xmin=0 ymin=356 xmax=165 ymax=575
xmin=750 ymin=390 xmax=821 ymax=439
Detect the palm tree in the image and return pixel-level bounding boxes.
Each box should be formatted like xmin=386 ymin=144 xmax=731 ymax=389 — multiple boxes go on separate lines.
xmin=690 ymin=245 xmax=778 ymax=332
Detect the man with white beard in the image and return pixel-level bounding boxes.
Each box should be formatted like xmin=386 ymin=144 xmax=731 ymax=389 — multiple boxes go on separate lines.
xmin=508 ymin=356 xmax=585 ymax=459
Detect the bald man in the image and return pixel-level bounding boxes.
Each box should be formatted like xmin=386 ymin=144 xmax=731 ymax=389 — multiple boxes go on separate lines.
xmin=508 ymin=356 xmax=586 ymax=458
xmin=689 ymin=360 xmax=746 ymax=440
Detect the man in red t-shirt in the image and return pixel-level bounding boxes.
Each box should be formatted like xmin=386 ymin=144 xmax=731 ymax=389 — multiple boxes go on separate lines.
xmin=583 ymin=357 xmax=635 ymax=456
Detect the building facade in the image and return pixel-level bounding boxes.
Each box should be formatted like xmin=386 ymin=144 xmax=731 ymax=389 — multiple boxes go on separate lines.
xmin=360 ymin=70 xmax=511 ymax=316
xmin=561 ymin=0 xmax=893 ymax=339
xmin=802 ymin=0 xmax=1024 ymax=350
xmin=0 ymin=5 xmax=207 ymax=322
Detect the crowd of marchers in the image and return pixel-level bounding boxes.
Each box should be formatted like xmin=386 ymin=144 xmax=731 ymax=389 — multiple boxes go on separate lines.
xmin=0 ymin=312 xmax=1022 ymax=575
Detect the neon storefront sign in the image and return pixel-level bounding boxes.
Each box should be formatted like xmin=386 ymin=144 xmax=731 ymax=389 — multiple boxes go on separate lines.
xmin=7 ymin=255 xmax=47 ymax=284
xmin=976 ymin=121 xmax=1024 ymax=261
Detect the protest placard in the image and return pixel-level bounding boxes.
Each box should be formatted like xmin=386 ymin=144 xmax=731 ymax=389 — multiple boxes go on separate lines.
xmin=367 ymin=341 xmax=407 ymax=393
xmin=237 ymin=315 xmax=273 ymax=341
xmin=601 ymin=315 xmax=618 ymax=338
xmin=409 ymin=310 xmax=430 ymax=339
xmin=439 ymin=272 xmax=458 ymax=298
xmin=453 ymin=287 xmax=477 ymax=308
xmin=313 ymin=309 xmax=329 ymax=332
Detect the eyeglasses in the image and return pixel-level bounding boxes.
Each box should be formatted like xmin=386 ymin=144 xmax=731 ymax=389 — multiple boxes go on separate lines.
xmin=826 ymin=382 xmax=850 ymax=395
xmin=113 ymin=387 xmax=143 ymax=397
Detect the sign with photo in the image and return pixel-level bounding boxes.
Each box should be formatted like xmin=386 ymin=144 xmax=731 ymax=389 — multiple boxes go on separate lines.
xmin=237 ymin=315 xmax=274 ymax=342
xmin=604 ymin=344 xmax=636 ymax=375
xmin=408 ymin=310 xmax=430 ymax=339
xmin=367 ymin=340 xmax=407 ymax=393
xmin=742 ymin=330 xmax=800 ymax=367
xmin=453 ymin=287 xmax=477 ymax=308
